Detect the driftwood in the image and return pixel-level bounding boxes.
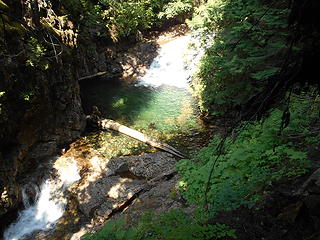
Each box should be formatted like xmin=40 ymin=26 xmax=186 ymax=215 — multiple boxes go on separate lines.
xmin=79 ymin=71 xmax=108 ymax=81
xmin=87 ymin=110 xmax=188 ymax=158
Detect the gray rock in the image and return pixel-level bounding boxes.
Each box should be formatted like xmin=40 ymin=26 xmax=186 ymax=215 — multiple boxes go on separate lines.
xmin=110 ymin=152 xmax=177 ymax=180
xmin=116 ymin=174 xmax=192 ymax=226
xmin=76 ymin=176 xmax=145 ymax=218
xmin=73 ymin=152 xmax=177 ymax=221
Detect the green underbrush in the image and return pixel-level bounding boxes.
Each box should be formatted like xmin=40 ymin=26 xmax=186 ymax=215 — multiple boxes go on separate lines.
xmin=82 ymin=92 xmax=320 ymax=240
xmin=178 ymin=92 xmax=319 ymax=213
xmin=79 ymin=0 xmax=320 ymax=238
xmin=189 ymin=0 xmax=291 ymax=115
xmin=82 ymin=209 xmax=236 ymax=240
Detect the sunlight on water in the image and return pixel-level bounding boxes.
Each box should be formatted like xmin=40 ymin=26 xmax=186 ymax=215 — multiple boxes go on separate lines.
xmin=136 ymin=35 xmax=194 ymax=89
xmin=4 ymin=33 xmax=205 ymax=240
xmin=80 ymin=34 xmax=205 ymax=158
xmin=89 ymin=34 xmax=203 ymax=131
xmin=4 ymin=157 xmax=80 ymax=240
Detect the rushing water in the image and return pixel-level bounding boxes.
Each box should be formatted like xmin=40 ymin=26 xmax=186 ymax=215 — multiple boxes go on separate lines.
xmin=80 ymin=34 xmax=204 ymax=159
xmin=82 ymin=34 xmax=202 ymax=134
xmin=4 ymin=157 xmax=80 ymax=240
xmin=4 ymin=34 xmax=202 ymax=240
xmin=137 ymin=35 xmax=195 ymax=88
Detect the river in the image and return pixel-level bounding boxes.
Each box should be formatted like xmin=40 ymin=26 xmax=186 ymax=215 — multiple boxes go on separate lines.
xmin=3 ymin=34 xmax=203 ymax=240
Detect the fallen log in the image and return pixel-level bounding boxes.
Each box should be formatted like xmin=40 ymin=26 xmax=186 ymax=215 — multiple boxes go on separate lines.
xmin=87 ymin=113 xmax=188 ymax=158
xmin=79 ymin=71 xmax=108 ymax=81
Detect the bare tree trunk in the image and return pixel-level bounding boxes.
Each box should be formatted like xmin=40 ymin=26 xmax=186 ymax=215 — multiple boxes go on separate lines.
xmin=87 ymin=113 xmax=188 ymax=158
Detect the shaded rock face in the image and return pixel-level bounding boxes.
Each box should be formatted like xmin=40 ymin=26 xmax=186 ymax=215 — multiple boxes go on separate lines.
xmin=0 ymin=60 xmax=86 ymax=222
xmin=0 ymin=0 xmax=86 ymax=224
xmin=77 ymin=40 xmax=158 ymax=84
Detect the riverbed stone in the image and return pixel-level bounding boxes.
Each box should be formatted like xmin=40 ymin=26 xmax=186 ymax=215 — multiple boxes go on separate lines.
xmin=123 ymin=152 xmax=177 ymax=179
xmin=73 ymin=152 xmax=177 ymax=220
xmin=105 ymin=152 xmax=176 ymax=178
xmin=114 ymin=174 xmax=192 ymax=227
xmin=76 ymin=176 xmax=145 ymax=218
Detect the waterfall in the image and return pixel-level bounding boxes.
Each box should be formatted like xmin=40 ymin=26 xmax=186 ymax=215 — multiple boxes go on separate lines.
xmin=4 ymin=157 xmax=80 ymax=240
xmin=136 ymin=34 xmax=202 ymax=89
xmin=3 ymin=33 xmax=205 ymax=240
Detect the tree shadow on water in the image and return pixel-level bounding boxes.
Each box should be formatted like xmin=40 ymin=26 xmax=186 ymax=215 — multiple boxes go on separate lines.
xmin=80 ymin=78 xmax=155 ymax=127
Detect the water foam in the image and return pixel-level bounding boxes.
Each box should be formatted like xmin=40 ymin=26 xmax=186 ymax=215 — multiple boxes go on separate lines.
xmin=136 ymin=34 xmax=200 ymax=89
xmin=4 ymin=157 xmax=80 ymax=240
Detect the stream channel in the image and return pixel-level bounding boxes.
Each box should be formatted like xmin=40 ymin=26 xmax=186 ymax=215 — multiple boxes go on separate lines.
xmin=3 ymin=34 xmax=204 ymax=240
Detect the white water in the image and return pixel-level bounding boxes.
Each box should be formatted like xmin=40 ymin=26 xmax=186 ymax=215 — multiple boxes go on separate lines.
xmin=136 ymin=34 xmax=203 ymax=89
xmin=3 ymin=34 xmax=205 ymax=240
xmin=4 ymin=157 xmax=80 ymax=240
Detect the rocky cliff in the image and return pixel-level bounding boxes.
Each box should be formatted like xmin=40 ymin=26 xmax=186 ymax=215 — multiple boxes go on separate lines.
xmin=0 ymin=0 xmax=86 ymax=225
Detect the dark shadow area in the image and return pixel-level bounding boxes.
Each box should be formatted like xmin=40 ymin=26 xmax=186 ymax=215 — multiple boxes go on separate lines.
xmin=80 ymin=78 xmax=155 ymax=126
xmin=0 ymin=208 xmax=20 ymax=240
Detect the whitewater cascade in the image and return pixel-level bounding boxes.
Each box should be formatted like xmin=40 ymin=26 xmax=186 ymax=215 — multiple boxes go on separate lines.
xmin=3 ymin=34 xmax=205 ymax=240
xmin=4 ymin=157 xmax=80 ymax=240
xmin=136 ymin=34 xmax=203 ymax=89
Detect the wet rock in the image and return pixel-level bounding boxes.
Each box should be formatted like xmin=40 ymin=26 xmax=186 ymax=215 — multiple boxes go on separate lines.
xmin=28 ymin=141 xmax=58 ymax=162
xmin=111 ymin=41 xmax=159 ymax=81
xmin=22 ymin=183 xmax=40 ymax=206
xmin=20 ymin=229 xmax=52 ymax=240
xmin=0 ymin=65 xmax=85 ymax=219
xmin=75 ymin=176 xmax=145 ymax=218
xmin=0 ymin=184 xmax=21 ymax=217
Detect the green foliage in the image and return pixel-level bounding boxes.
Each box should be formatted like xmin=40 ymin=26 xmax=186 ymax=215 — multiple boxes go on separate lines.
xmin=189 ymin=0 xmax=289 ymax=114
xmin=138 ymin=210 xmax=236 ymax=240
xmin=101 ymin=0 xmax=156 ymax=41
xmin=63 ymin=0 xmax=195 ymax=42
xmin=82 ymin=218 xmax=137 ymax=240
xmin=82 ymin=209 xmax=236 ymax=240
xmin=158 ymin=0 xmax=194 ymax=20
xmin=26 ymin=37 xmax=49 ymax=70
xmin=177 ymin=94 xmax=318 ymax=213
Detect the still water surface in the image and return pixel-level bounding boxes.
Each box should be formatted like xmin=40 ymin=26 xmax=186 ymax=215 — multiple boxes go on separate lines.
xmin=4 ymin=34 xmax=203 ymax=240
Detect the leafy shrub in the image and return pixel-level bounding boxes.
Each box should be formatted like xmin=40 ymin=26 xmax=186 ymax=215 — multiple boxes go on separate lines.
xmin=62 ymin=0 xmax=196 ymax=42
xmin=158 ymin=0 xmax=194 ymax=20
xmin=26 ymin=37 xmax=49 ymax=70
xmin=101 ymin=0 xmax=155 ymax=41
xmin=82 ymin=209 xmax=236 ymax=240
xmin=138 ymin=209 xmax=236 ymax=240
xmin=177 ymin=94 xmax=318 ymax=213
xmin=188 ymin=0 xmax=290 ymax=115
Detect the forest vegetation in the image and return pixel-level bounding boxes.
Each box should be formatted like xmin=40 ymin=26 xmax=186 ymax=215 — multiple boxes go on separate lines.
xmin=1 ymin=0 xmax=320 ymax=239
xmin=82 ymin=0 xmax=320 ymax=239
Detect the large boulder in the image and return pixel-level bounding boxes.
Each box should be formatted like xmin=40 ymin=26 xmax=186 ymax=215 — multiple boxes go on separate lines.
xmin=73 ymin=152 xmax=177 ymax=222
